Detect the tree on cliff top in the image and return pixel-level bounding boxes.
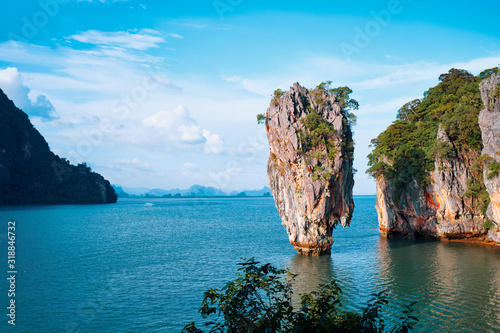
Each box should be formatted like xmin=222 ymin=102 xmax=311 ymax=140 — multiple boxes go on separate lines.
xmin=313 ymin=82 xmax=359 ymax=126
xmin=257 ymin=84 xmax=359 ymax=126
xmin=367 ymin=68 xmax=490 ymax=213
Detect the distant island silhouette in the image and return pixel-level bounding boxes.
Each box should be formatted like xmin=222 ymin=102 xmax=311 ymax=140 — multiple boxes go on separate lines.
xmin=112 ymin=184 xmax=271 ymax=198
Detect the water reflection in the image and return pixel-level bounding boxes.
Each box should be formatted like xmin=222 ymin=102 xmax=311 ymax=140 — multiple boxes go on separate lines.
xmin=285 ymin=237 xmax=500 ymax=332
xmin=288 ymin=254 xmax=334 ymax=304
xmin=377 ymin=238 xmax=500 ymax=332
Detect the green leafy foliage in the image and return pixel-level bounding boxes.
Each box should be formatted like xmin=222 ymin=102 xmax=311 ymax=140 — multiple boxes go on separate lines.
xmin=494 ymin=86 xmax=500 ymax=99
xmin=367 ymin=69 xmax=488 ymax=205
xmin=295 ymin=82 xmax=357 ymax=180
xmin=272 ymin=89 xmax=285 ymax=106
xmin=487 ymin=161 xmax=500 ymax=180
xmin=313 ymin=82 xmax=359 ymax=127
xmin=483 ymin=218 xmax=496 ymax=230
xmin=182 ymin=259 xmax=418 ymax=333
xmin=329 ymin=86 xmax=359 ymax=126
xmin=478 ymin=66 xmax=500 ymax=79
xmin=256 ymin=113 xmax=266 ymax=124
xmin=464 ymin=176 xmax=489 ymax=215
xmin=298 ymin=111 xmax=339 ymax=181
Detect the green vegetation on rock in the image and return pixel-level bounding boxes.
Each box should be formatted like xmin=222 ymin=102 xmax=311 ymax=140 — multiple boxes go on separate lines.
xmin=272 ymin=88 xmax=285 ymax=106
xmin=262 ymin=82 xmax=357 ymax=182
xmin=297 ymin=82 xmax=357 ymax=181
xmin=487 ymin=160 xmax=500 ymax=179
xmin=257 ymin=113 xmax=266 ymax=124
xmin=367 ymin=68 xmax=494 ymax=212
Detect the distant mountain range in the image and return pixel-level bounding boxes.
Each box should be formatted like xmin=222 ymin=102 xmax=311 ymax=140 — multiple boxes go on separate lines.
xmin=112 ymin=184 xmax=272 ymax=198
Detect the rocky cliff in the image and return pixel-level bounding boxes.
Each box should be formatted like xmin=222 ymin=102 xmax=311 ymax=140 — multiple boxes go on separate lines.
xmin=375 ymin=124 xmax=485 ymax=239
xmin=0 ymin=88 xmax=117 ymax=204
xmin=369 ymin=69 xmax=495 ymax=242
xmin=478 ymin=72 xmax=500 ymax=242
xmin=265 ymin=82 xmax=355 ymax=255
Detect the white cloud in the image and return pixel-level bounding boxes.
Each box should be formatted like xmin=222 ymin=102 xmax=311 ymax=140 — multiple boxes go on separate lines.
xmin=142 ymin=106 xmax=225 ymax=151
xmin=183 ymin=162 xmax=199 ymax=171
xmin=356 ymin=96 xmax=417 ymax=116
xmin=68 ymin=29 xmax=167 ymax=50
xmin=179 ymin=124 xmax=204 ymax=143
xmin=2 ymin=32 xmax=499 ymax=192
xmin=358 ymin=57 xmax=500 ymax=90
xmin=203 ymin=130 xmax=224 ymax=154
xmin=221 ymin=74 xmax=273 ymax=96
xmin=112 ymin=158 xmax=152 ymax=171
xmin=166 ymin=33 xmax=184 ymax=39
xmin=142 ymin=106 xmax=203 ymax=144
xmin=0 ymin=67 xmax=57 ymax=120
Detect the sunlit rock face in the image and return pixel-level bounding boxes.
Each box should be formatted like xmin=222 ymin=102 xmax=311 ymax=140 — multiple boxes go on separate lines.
xmin=376 ymin=127 xmax=485 ymax=240
xmin=478 ymin=72 xmax=500 ymax=244
xmin=265 ymin=83 xmax=354 ymax=255
xmin=376 ymin=73 xmax=500 ymax=244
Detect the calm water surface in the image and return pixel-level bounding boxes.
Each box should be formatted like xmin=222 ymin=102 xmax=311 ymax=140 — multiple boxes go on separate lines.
xmin=1 ymin=196 xmax=499 ymax=332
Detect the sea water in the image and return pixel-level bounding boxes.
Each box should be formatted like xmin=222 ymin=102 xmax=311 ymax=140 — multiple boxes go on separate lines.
xmin=0 ymin=196 xmax=499 ymax=332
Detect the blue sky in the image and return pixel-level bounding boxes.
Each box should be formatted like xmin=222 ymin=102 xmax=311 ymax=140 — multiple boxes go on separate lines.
xmin=0 ymin=0 xmax=499 ymax=193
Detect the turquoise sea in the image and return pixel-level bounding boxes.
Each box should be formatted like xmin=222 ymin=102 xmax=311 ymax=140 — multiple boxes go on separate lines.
xmin=1 ymin=196 xmax=500 ymax=332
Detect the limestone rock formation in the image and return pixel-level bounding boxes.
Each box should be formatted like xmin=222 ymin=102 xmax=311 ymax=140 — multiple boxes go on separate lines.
xmin=478 ymin=72 xmax=500 ymax=241
xmin=376 ymin=125 xmax=485 ymax=239
xmin=265 ymin=83 xmax=355 ymax=255
xmin=0 ymin=88 xmax=117 ymax=204
xmin=370 ymin=69 xmax=493 ymax=242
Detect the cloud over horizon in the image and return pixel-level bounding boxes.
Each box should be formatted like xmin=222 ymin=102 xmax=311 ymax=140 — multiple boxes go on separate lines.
xmin=142 ymin=105 xmax=225 ymax=153
xmin=1 ymin=1 xmax=499 ymax=192
xmin=0 ymin=67 xmax=58 ymax=120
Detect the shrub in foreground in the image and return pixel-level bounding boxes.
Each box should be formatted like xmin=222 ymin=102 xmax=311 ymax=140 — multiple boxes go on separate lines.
xmin=182 ymin=258 xmax=418 ymax=333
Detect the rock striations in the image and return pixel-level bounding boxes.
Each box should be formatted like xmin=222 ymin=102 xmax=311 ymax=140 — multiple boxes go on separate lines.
xmin=265 ymin=83 xmax=355 ymax=255
xmin=478 ymin=72 xmax=500 ymax=242
xmin=369 ymin=68 xmax=500 ymax=245
xmin=0 ymin=88 xmax=117 ymax=204
xmin=375 ymin=124 xmax=485 ymax=239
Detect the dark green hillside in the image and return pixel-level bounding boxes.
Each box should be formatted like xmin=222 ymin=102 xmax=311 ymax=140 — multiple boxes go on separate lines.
xmin=0 ymin=88 xmax=117 ymax=204
xmin=367 ymin=68 xmax=499 ymax=214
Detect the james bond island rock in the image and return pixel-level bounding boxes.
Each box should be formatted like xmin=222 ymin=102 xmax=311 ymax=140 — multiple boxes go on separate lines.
xmin=368 ymin=68 xmax=500 ymax=243
xmin=264 ymin=82 xmax=356 ymax=255
xmin=478 ymin=70 xmax=500 ymax=242
xmin=0 ymin=88 xmax=117 ymax=204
